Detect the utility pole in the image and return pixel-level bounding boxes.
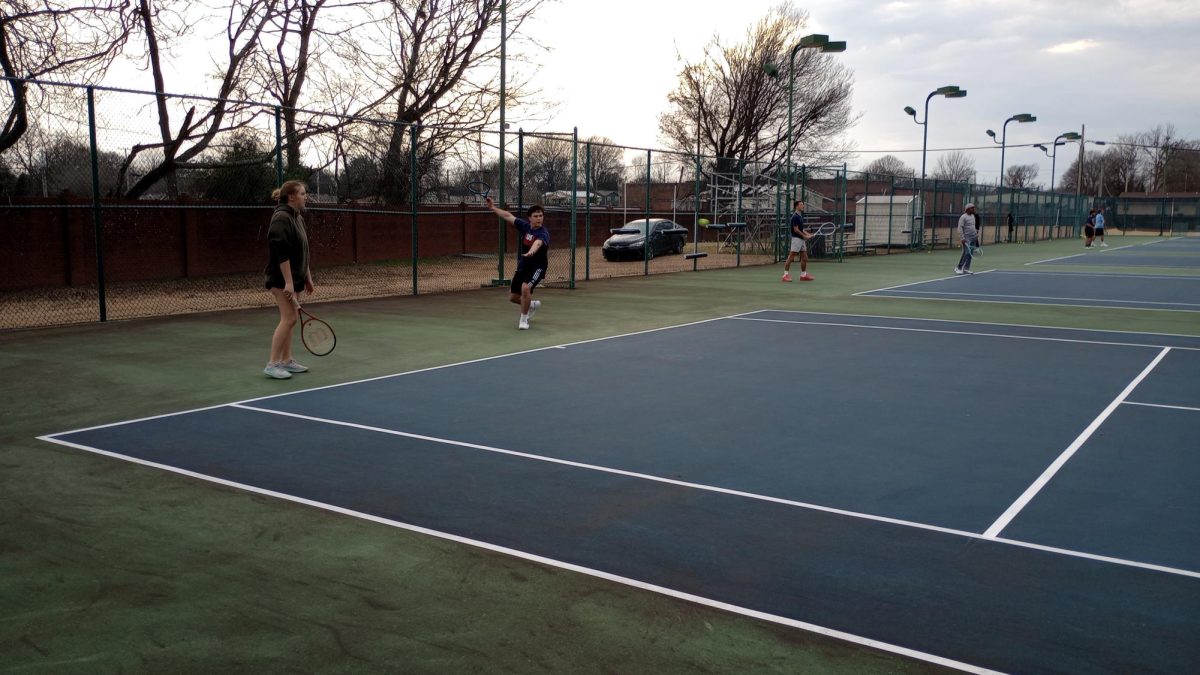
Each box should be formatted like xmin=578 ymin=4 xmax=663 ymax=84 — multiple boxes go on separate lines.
xmin=1076 ymin=124 xmax=1086 ymax=196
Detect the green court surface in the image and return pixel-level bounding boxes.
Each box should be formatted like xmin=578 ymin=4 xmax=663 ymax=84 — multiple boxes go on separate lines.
xmin=2 ymin=236 xmax=1197 ymax=673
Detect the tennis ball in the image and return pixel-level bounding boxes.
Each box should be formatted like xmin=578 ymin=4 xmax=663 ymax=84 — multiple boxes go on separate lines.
xmin=698 ymin=218 xmax=710 ymax=226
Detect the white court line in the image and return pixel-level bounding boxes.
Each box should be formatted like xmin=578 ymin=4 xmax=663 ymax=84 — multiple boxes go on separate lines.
xmin=744 ymin=309 xmax=1200 ymax=341
xmin=983 ymin=348 xmax=1172 ymax=539
xmin=995 ymin=269 xmax=1200 ymax=281
xmin=865 ymin=289 xmax=1200 ymax=309
xmin=733 ymin=316 xmax=1200 ymax=351
xmin=105 ymin=401 xmax=1200 ymax=582
xmin=1096 ymin=243 xmax=1140 ymax=253
xmin=853 ymin=292 xmax=1200 ymax=314
xmin=40 ymin=313 xmax=750 ymax=439
xmin=1124 ymin=401 xmax=1200 ymax=413
xmin=30 ymin=435 xmax=1001 ymax=675
xmin=1026 ymin=251 xmax=1088 ymax=265
xmin=852 ymin=273 xmax=964 ymax=294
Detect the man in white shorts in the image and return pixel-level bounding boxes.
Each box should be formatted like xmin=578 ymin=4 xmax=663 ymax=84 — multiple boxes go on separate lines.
xmin=782 ymin=200 xmax=814 ymax=282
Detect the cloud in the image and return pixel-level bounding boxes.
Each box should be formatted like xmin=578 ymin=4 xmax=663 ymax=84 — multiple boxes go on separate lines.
xmin=1044 ymin=39 xmax=1100 ymax=54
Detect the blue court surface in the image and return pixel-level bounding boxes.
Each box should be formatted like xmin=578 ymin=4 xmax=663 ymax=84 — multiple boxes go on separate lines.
xmin=856 ymin=269 xmax=1200 ymax=312
xmin=41 ymin=312 xmax=1200 ymax=674
xmin=1031 ymin=236 xmax=1200 ymax=269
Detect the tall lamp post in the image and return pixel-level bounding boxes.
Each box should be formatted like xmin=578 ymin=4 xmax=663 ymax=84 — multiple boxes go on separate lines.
xmin=765 ymin=34 xmax=847 ymax=203
xmin=987 ymin=113 xmax=1036 ymax=242
xmin=1033 ymin=131 xmax=1081 ymax=193
xmin=903 ymin=85 xmax=966 ymax=247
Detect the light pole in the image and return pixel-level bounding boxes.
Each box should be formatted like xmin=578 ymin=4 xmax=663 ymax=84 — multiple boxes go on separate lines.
xmin=986 ymin=113 xmax=1036 ymax=189
xmin=904 ymin=85 xmax=966 ymax=247
xmin=987 ymin=113 xmax=1036 ymax=241
xmin=764 ymin=34 xmax=846 ymax=203
xmin=1032 ymin=131 xmax=1081 ymax=193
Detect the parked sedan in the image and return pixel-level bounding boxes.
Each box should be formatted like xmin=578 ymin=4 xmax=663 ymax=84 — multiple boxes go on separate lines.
xmin=602 ymin=219 xmax=689 ymax=261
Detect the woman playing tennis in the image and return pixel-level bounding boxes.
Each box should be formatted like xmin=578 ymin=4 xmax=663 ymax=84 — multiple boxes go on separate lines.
xmin=263 ymin=180 xmax=315 ymax=379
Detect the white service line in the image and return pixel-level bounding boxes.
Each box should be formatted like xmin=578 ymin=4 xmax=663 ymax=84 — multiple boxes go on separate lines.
xmin=982 ymin=347 xmax=1172 ymax=538
xmin=1123 ymin=400 xmax=1200 ymax=413
xmin=212 ymin=402 xmax=1200 ymax=580
xmin=26 ymin=434 xmax=1002 ymax=675
xmin=752 ymin=308 xmax=1200 ymax=341
xmin=732 ymin=316 xmax=1199 ymax=351
xmin=1026 ymin=251 xmax=1088 ymax=265
xmin=868 ymin=289 xmax=1200 ymax=308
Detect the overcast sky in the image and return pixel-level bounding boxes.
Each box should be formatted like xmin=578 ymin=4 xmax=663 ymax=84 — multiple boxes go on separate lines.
xmin=520 ymin=0 xmax=1200 ymax=187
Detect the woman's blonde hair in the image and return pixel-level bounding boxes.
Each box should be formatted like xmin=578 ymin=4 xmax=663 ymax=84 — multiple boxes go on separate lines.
xmin=271 ymin=180 xmax=306 ymax=204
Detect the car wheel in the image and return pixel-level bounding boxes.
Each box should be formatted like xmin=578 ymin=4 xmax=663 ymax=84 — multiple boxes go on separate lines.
xmin=673 ymin=240 xmax=684 ymax=255
xmin=645 ymin=246 xmax=655 ymax=260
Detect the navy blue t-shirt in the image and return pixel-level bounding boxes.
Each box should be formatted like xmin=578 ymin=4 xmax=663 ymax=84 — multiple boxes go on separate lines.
xmin=515 ymin=218 xmax=550 ymax=267
xmin=790 ymin=212 xmax=806 ymax=237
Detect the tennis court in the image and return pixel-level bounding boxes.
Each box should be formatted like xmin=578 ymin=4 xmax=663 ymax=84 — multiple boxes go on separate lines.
xmin=1029 ymin=236 xmax=1200 ymax=270
xmin=856 ymin=270 xmax=1200 ymax=312
xmin=39 ymin=310 xmax=1200 ymax=674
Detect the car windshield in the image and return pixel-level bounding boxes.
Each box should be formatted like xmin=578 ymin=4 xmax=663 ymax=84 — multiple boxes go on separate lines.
xmin=617 ymin=221 xmax=664 ymax=235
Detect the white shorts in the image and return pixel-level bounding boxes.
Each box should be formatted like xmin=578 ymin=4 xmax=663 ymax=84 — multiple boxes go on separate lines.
xmin=790 ymin=236 xmax=807 ymax=253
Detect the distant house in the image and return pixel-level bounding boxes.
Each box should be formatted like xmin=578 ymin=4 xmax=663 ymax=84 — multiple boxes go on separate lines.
xmin=542 ymin=190 xmax=603 ymax=206
xmin=593 ymin=190 xmax=620 ymax=207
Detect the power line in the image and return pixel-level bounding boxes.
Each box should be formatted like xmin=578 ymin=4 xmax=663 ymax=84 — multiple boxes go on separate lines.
xmin=845 ymin=140 xmax=1200 ymax=155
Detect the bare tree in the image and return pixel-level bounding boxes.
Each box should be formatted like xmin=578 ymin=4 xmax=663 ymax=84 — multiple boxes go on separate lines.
xmin=331 ymin=0 xmax=548 ymax=204
xmin=860 ymin=154 xmax=913 ymax=178
xmin=1104 ymin=137 xmax=1143 ymax=195
xmin=0 ymin=1 xmax=136 ymax=152
xmin=1138 ymin=124 xmax=1179 ymax=192
xmin=931 ymin=150 xmax=976 ymax=184
xmin=657 ymin=3 xmax=856 ymax=175
xmin=1004 ymin=163 xmax=1039 ymax=188
xmin=1162 ymin=141 xmax=1200 ymax=192
xmin=583 ymin=136 xmax=624 ymax=191
xmin=629 ymin=153 xmax=676 ymax=184
xmin=522 ymin=134 xmax=574 ymax=196
xmin=116 ymin=0 xmax=280 ymax=198
xmin=243 ymin=0 xmax=331 ymax=178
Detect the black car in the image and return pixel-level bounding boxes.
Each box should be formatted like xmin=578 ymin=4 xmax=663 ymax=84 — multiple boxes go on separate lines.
xmin=602 ymin=219 xmax=689 ymax=261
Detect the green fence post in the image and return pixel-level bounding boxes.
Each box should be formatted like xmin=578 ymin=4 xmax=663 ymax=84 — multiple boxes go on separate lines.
xmin=87 ymin=86 xmax=107 ymax=321
xmin=585 ymin=141 xmax=592 ymax=281
xmin=570 ymin=127 xmax=578 ymax=289
xmin=886 ymin=175 xmax=895 ymax=253
xmin=861 ymin=171 xmax=870 ymax=254
xmin=736 ymin=158 xmax=744 ymax=266
xmin=644 ymin=149 xmax=651 ymax=276
xmin=410 ymin=121 xmax=419 ymax=295
xmin=692 ymin=154 xmax=701 ymax=271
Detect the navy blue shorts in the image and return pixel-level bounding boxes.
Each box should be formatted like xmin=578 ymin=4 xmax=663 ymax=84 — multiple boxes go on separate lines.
xmin=511 ymin=263 xmax=546 ymax=294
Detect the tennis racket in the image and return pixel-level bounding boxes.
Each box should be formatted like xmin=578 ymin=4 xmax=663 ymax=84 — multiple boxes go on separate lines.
xmin=804 ymin=222 xmax=840 ymax=238
xmin=294 ymin=300 xmax=336 ymax=356
xmin=968 ymin=241 xmax=983 ymax=258
xmin=467 ymin=180 xmax=491 ymax=202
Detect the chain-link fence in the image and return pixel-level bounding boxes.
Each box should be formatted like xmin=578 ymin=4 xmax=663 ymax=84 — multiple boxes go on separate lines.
xmin=1096 ymin=195 xmax=1200 ymax=236
xmin=1 ymin=77 xmax=1101 ymax=330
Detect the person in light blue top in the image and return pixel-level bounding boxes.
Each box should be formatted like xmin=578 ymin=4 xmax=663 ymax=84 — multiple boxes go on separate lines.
xmin=1094 ymin=207 xmax=1107 ymax=247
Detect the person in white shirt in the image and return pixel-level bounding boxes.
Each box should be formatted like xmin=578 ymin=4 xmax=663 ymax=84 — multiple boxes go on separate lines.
xmin=955 ymin=203 xmax=980 ymax=275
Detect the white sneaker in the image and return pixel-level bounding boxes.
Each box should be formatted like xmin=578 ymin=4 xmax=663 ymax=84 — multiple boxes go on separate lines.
xmin=962 ymin=269 xmax=975 ymax=275
xmin=263 ymin=363 xmax=292 ymax=379
xmin=529 ymin=300 xmax=540 ymax=319
xmin=1100 ymin=242 xmax=1108 ymax=247
xmin=954 ymin=268 xmax=964 ymax=275
xmin=518 ymin=318 xmax=530 ymax=330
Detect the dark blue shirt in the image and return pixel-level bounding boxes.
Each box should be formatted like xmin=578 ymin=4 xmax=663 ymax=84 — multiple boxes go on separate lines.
xmin=790 ymin=212 xmax=806 ymax=237
xmin=515 ymin=218 xmax=550 ymax=267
